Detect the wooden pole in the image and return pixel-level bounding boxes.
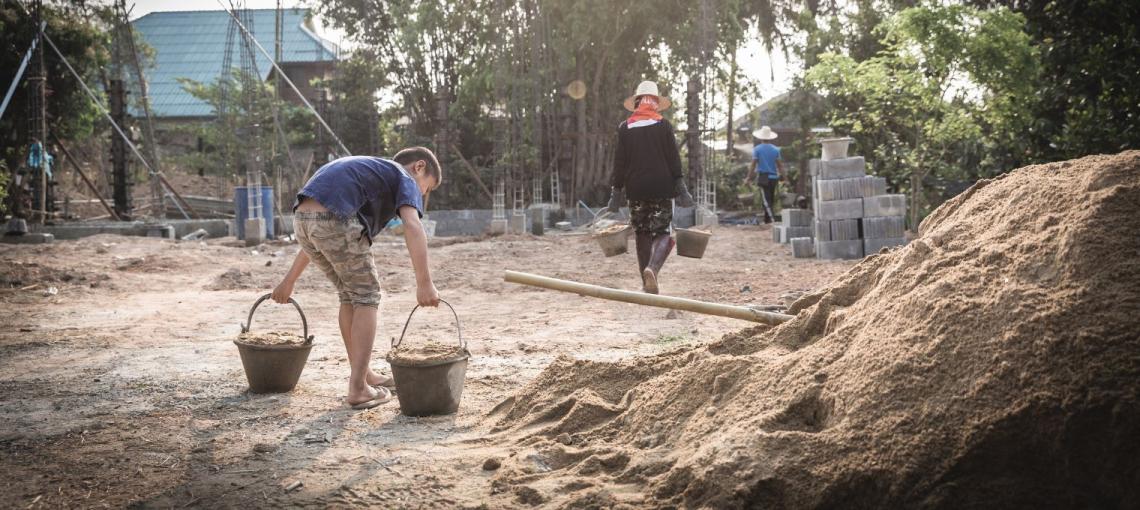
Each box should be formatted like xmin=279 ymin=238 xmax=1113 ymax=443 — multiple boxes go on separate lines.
xmin=449 ymin=142 xmax=494 ymax=202
xmin=50 ymin=134 xmax=121 ymax=221
xmin=504 ymin=270 xmax=794 ymax=326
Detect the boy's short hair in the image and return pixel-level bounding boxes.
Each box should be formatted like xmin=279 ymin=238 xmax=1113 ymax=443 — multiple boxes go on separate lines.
xmin=393 ymin=146 xmax=443 ymax=186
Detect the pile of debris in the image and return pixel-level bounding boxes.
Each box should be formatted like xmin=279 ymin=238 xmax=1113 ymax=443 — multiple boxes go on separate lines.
xmin=484 ymin=151 xmax=1140 ymax=508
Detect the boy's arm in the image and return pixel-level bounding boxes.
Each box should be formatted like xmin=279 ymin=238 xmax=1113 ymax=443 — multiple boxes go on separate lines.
xmin=776 ymin=160 xmax=785 ymax=180
xmin=399 ymin=205 xmax=441 ymax=307
xmin=272 ymin=249 xmax=310 ymax=303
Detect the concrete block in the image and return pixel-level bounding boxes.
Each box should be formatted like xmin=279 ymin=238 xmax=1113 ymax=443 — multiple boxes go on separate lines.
xmin=821 ymin=177 xmax=879 ymax=200
xmin=828 ymin=219 xmax=861 ymax=241
xmin=489 ymin=218 xmax=508 ymax=235
xmin=860 ymin=176 xmax=888 ymax=198
xmin=1 ymin=233 xmax=54 ymax=244
xmin=781 ymin=208 xmax=813 ymax=227
xmin=818 ymin=157 xmax=866 ymax=180
xmin=863 ymin=194 xmax=907 ymax=218
xmin=244 ymin=217 xmax=266 ymax=246
xmin=816 ymin=239 xmax=864 ymax=260
xmin=817 ymin=179 xmax=842 ymax=201
xmin=814 ymin=220 xmax=832 ymax=242
xmin=862 ymin=216 xmax=906 ymax=239
xmin=808 ymin=158 xmax=821 ymax=177
xmin=672 ymin=206 xmax=696 ymax=228
xmin=146 ymin=225 xmax=176 ymax=239
xmin=864 ymin=237 xmax=907 ymax=254
xmin=817 ymin=198 xmax=865 ymax=221
xmin=772 ymin=226 xmax=783 ymax=243
xmin=787 ymin=226 xmax=812 ymax=240
xmin=508 ymin=213 xmax=527 ymax=234
xmin=696 ymin=206 xmax=719 ymax=227
xmin=275 ymin=215 xmax=295 ymax=237
xmin=791 ymin=237 xmax=815 ymax=258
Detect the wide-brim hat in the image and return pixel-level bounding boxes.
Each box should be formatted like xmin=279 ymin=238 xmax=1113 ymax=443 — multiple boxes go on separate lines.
xmin=753 ymin=125 xmax=778 ymax=140
xmin=623 ymin=80 xmax=672 ymax=112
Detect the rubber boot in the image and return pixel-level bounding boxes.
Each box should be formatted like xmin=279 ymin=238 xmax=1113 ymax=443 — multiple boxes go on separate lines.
xmin=635 ymin=232 xmax=653 ymax=289
xmin=641 ymin=234 xmax=675 ymax=295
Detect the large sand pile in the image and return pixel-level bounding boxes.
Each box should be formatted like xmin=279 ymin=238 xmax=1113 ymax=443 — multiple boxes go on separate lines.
xmin=485 ymin=151 xmax=1140 ymax=508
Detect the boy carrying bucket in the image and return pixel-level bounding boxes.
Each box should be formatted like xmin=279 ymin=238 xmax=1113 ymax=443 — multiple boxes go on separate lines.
xmin=271 ymin=147 xmax=443 ymax=409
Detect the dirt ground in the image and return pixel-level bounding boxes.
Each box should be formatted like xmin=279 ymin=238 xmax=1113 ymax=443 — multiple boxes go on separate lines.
xmin=0 ymin=225 xmax=852 ymax=508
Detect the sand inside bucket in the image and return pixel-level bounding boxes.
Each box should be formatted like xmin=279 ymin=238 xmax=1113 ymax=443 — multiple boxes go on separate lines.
xmin=236 ymin=331 xmax=307 ymax=346
xmin=387 ymin=341 xmax=468 ymax=366
xmin=594 ymin=224 xmax=629 ymax=236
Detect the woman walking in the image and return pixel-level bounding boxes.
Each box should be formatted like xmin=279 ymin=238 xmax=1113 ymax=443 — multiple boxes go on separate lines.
xmin=607 ymin=80 xmax=694 ymax=294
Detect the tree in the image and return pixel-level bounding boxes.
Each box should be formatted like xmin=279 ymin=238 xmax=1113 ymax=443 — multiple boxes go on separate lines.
xmin=316 ymin=0 xmax=792 ymax=209
xmin=1 ymin=1 xmax=109 ymax=187
xmin=806 ymin=4 xmax=1038 ymax=227
xmin=175 ymin=70 xmax=312 ymax=184
xmin=319 ymin=51 xmax=388 ymax=156
xmin=969 ymin=0 xmax=1140 ymax=162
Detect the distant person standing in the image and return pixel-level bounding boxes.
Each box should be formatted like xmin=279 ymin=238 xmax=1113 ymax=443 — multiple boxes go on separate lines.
xmin=743 ymin=126 xmax=783 ymax=223
xmin=607 ymin=80 xmax=694 ymax=294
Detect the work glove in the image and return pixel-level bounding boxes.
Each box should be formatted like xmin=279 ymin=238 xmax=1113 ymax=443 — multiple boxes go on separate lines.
xmin=674 ymin=178 xmax=695 ymax=208
xmin=606 ymin=187 xmax=625 ymax=213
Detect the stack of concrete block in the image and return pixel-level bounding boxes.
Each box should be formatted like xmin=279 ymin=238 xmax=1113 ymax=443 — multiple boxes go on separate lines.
xmin=811 ymin=157 xmax=867 ymax=259
xmin=791 ymin=237 xmax=815 ymax=258
xmin=862 ymin=195 xmax=908 ymax=253
xmin=773 ymin=208 xmax=813 ymax=244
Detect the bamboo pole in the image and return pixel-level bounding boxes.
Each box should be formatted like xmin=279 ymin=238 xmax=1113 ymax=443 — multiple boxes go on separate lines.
xmin=504 ymin=271 xmax=794 ymax=326
xmin=51 ymin=134 xmax=121 ymax=221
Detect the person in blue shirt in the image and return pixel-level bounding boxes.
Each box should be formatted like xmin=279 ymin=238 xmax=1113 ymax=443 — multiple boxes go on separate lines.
xmin=271 ymin=147 xmax=442 ymax=409
xmin=743 ymin=126 xmax=784 ymax=223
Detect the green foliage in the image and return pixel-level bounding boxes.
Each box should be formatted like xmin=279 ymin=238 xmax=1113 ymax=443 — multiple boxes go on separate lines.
xmin=971 ymin=0 xmax=1140 ymax=160
xmin=317 ymin=51 xmax=387 ymax=155
xmin=174 ymin=70 xmax=313 ymax=177
xmin=1 ymin=1 xmax=110 ymax=171
xmin=0 ymin=161 xmax=9 ymax=216
xmin=317 ymin=0 xmax=775 ymax=208
xmin=806 ymin=4 xmax=1039 ymax=225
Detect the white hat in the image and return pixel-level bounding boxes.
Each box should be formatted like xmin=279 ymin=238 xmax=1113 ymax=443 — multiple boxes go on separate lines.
xmin=753 ymin=126 xmax=778 ymax=140
xmin=623 ymin=81 xmax=672 ymax=112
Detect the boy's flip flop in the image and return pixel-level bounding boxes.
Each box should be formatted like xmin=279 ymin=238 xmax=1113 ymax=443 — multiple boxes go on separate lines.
xmin=349 ymin=387 xmax=394 ymax=410
xmin=371 ymin=375 xmax=397 ymax=389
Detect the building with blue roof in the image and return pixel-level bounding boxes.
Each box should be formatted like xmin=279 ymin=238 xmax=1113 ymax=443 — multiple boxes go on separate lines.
xmin=131 ymin=8 xmax=339 ymax=120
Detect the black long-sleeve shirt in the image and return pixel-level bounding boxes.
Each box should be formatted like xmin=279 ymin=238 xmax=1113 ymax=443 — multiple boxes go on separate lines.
xmin=611 ymin=119 xmax=683 ymax=200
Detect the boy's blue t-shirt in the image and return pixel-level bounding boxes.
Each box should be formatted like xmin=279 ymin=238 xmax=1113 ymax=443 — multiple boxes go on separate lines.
xmin=752 ymin=143 xmax=781 ymax=178
xmin=295 ymin=156 xmax=424 ymax=243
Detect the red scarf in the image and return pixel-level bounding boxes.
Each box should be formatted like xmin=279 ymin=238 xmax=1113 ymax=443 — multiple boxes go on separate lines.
xmin=627 ymin=96 xmax=663 ymax=124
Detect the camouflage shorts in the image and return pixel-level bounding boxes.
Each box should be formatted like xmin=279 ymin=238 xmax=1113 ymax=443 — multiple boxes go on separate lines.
xmin=294 ymin=212 xmax=381 ymax=307
xmin=629 ymin=199 xmax=673 ymax=236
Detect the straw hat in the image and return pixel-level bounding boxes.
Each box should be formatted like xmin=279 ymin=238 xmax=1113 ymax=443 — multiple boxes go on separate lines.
xmin=623 ymin=81 xmax=672 ymax=112
xmin=753 ymin=126 xmax=778 ymax=140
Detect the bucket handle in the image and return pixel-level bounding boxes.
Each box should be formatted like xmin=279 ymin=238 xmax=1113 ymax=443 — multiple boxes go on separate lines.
xmin=393 ymin=299 xmax=464 ymax=350
xmin=241 ymin=293 xmax=314 ymax=345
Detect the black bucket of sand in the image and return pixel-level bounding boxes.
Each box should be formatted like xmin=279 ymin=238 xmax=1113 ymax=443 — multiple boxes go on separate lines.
xmin=234 ymin=293 xmax=315 ymax=393
xmin=676 ymin=227 xmax=712 ymax=258
xmin=386 ymin=300 xmax=470 ymax=416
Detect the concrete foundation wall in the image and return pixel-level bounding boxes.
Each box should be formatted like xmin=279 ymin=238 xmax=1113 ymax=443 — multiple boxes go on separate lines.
xmin=35 ymin=219 xmax=230 ymax=240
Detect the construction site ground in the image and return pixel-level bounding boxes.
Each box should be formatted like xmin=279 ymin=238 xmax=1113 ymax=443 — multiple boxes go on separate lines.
xmin=0 ymin=226 xmax=853 ymax=508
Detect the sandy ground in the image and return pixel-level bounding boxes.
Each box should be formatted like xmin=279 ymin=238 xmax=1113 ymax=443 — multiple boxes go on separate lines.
xmin=0 ymin=226 xmax=852 ymax=508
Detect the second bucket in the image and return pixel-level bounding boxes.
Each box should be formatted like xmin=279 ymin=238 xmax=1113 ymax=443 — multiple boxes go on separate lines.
xmin=388 ymin=300 xmax=470 ymax=416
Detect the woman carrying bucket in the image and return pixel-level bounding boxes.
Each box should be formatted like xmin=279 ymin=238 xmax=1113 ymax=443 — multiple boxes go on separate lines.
xmin=607 ymin=80 xmax=695 ymax=294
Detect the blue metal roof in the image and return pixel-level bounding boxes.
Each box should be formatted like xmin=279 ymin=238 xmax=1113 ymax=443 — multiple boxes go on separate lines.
xmin=131 ymin=8 xmax=338 ymax=118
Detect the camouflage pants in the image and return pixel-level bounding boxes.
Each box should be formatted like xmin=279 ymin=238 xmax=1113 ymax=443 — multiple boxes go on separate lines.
xmin=294 ymin=212 xmax=381 ymax=307
xmin=629 ymin=199 xmax=673 ymax=236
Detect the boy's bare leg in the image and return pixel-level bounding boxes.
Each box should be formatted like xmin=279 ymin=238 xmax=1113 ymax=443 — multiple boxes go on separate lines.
xmin=338 ymin=303 xmax=391 ymax=387
xmin=345 ymin=304 xmax=382 ymax=404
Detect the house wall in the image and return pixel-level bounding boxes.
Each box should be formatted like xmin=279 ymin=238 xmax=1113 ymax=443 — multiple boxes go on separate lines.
xmin=274 ymin=62 xmax=334 ymax=107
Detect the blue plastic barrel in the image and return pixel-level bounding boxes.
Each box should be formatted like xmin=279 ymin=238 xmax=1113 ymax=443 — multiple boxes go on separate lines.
xmin=233 ymin=186 xmax=276 ymax=240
